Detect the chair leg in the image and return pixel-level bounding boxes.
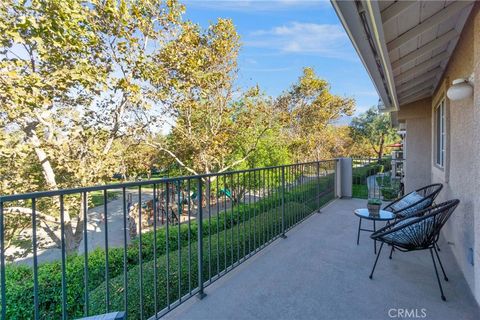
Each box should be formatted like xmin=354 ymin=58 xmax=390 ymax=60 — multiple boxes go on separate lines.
xmin=389 ymin=246 xmax=394 ymax=259
xmin=357 ymin=218 xmax=362 ymax=245
xmin=369 ymin=242 xmax=384 ymax=279
xmin=434 ymin=245 xmax=448 ymax=281
xmin=436 ymin=243 xmax=441 ymax=252
xmin=430 ymin=248 xmax=446 ymax=301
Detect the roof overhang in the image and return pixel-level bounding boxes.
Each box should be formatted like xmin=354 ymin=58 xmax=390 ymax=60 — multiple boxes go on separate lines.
xmin=331 ymin=0 xmax=474 ymax=113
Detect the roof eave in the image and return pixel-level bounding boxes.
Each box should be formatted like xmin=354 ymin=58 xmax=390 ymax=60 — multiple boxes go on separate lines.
xmin=331 ymin=0 xmax=399 ymax=112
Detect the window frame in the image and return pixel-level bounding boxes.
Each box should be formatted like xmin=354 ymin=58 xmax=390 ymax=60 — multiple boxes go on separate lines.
xmin=434 ymin=99 xmax=446 ymax=168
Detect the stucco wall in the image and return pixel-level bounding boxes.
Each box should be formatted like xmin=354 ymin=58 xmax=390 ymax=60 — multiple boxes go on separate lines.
xmin=429 ymin=4 xmax=479 ymax=302
xmin=396 ymin=3 xmax=480 ymax=304
xmin=472 ymin=3 xmax=480 ymax=306
xmin=397 ymin=98 xmax=432 ymax=193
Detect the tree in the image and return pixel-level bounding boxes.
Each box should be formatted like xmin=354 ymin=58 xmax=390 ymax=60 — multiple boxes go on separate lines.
xmin=276 ymin=67 xmax=355 ymax=162
xmin=350 ymin=107 xmax=399 ymax=161
xmin=147 ymin=19 xmax=276 ymax=179
xmin=0 ymin=0 xmax=184 ymax=252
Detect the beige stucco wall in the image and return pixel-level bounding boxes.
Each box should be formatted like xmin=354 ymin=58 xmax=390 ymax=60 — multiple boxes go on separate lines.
xmin=430 ymin=4 xmax=479 ymax=302
xmin=397 ymin=4 xmax=480 ymax=303
xmin=397 ymin=98 xmax=432 ymax=193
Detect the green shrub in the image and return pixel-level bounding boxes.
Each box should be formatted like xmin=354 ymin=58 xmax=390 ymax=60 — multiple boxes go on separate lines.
xmin=3 ymin=175 xmax=334 ymax=319
xmin=88 ymin=200 xmax=332 ymax=319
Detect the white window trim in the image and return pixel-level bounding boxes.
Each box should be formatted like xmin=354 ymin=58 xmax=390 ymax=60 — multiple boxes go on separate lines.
xmin=435 ymin=99 xmax=446 ymax=168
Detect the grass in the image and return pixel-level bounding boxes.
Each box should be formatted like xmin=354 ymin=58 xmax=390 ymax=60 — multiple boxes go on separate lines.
xmin=89 ymin=190 xmax=121 ymax=208
xmin=352 ymin=184 xmax=369 ymax=199
xmin=352 ymin=160 xmax=390 ymax=199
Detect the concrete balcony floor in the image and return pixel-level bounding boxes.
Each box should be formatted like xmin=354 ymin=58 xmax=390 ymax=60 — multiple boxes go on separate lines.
xmin=164 ymin=198 xmax=479 ymax=320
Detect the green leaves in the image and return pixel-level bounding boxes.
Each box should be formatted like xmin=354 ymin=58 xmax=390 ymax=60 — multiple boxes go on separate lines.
xmin=350 ymin=107 xmax=399 ymax=159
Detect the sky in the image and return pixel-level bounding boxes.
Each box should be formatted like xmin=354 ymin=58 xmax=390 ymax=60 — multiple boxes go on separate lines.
xmin=182 ymin=0 xmax=379 ymax=116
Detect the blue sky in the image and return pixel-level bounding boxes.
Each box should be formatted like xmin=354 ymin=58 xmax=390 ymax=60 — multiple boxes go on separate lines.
xmin=182 ymin=0 xmax=379 ymax=115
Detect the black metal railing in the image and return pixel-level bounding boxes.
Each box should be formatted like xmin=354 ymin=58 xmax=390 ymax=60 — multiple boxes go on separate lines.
xmin=0 ymin=160 xmax=336 ymax=320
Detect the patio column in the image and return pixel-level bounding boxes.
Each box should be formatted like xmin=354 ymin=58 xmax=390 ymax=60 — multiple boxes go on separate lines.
xmin=336 ymin=158 xmax=352 ymax=198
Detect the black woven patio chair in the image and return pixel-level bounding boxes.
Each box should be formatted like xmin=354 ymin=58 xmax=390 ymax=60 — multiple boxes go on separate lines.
xmin=383 ymin=183 xmax=443 ymax=219
xmin=383 ymin=183 xmax=443 ymax=258
xmin=368 ymin=199 xmax=460 ymax=301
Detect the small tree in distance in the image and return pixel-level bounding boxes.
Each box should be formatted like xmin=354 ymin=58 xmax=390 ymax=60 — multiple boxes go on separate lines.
xmin=350 ymin=107 xmax=399 ymax=162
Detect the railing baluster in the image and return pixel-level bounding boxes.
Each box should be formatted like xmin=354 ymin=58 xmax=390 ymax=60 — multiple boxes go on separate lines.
xmin=103 ymin=190 xmax=110 ymax=313
xmin=59 ymin=195 xmax=67 ymax=320
xmin=207 ymin=177 xmax=212 ymax=283
xmin=267 ymin=169 xmax=271 ymax=242
xmin=223 ymin=175 xmax=227 ymax=273
xmin=177 ymin=181 xmax=181 ymax=303
xmin=236 ymin=173 xmax=240 ymax=263
xmin=138 ymin=186 xmax=143 ymax=319
xmin=31 ymin=199 xmax=39 ymax=320
xmin=242 ymin=172 xmax=246 ymax=260
xmin=230 ymin=174 xmax=234 ymax=265
xmin=121 ymin=187 xmax=128 ymax=317
xmin=261 ymin=169 xmax=265 ymax=246
xmin=215 ymin=177 xmax=220 ymax=276
xmin=187 ymin=179 xmax=192 ymax=295
xmin=197 ymin=178 xmax=206 ymax=299
xmin=152 ymin=184 xmax=158 ymax=314
xmin=317 ymin=162 xmax=321 ymax=211
xmin=248 ymin=172 xmax=252 ymax=255
xmin=281 ymin=166 xmax=286 ymax=238
xmin=165 ymin=183 xmax=170 ymax=309
xmin=254 ymin=170 xmax=258 ymax=250
xmin=83 ymin=192 xmax=89 ymax=317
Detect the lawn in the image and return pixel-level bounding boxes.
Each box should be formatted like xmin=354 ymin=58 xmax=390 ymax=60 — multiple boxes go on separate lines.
xmin=89 ymin=190 xmax=121 ymax=208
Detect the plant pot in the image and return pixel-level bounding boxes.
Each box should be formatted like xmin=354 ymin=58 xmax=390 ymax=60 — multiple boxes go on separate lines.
xmin=367 ymin=203 xmax=381 ymax=216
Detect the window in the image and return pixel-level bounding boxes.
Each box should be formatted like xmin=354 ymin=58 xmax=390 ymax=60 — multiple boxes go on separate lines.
xmin=435 ymin=99 xmax=445 ymax=167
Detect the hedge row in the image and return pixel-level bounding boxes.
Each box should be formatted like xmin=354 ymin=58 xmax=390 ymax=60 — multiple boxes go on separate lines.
xmin=3 ymin=174 xmax=334 ymax=319
xmin=89 ymin=192 xmax=334 ymax=319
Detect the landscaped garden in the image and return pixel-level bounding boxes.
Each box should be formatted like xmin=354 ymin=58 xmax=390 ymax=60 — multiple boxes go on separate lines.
xmin=3 ymin=174 xmax=335 ymax=319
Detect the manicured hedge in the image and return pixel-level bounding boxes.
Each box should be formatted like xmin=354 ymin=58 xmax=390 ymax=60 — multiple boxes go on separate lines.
xmin=89 ymin=196 xmax=334 ymax=319
xmin=3 ymin=174 xmax=334 ymax=319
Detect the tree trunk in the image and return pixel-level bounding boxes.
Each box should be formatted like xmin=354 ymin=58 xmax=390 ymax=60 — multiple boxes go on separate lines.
xmin=27 ymin=130 xmax=58 ymax=189
xmin=26 ymin=127 xmax=82 ymax=253
xmin=377 ymin=134 xmax=385 ymax=163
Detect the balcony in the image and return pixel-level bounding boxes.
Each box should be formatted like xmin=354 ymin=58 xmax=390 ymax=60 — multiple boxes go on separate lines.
xmin=1 ymin=160 xmax=478 ymax=319
xmin=163 ymin=198 xmax=479 ymax=320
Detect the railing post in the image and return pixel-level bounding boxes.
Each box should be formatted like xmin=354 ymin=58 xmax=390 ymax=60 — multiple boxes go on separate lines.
xmin=197 ymin=178 xmax=206 ymax=299
xmin=316 ymin=161 xmax=321 ymax=212
xmin=281 ymin=166 xmax=287 ymax=239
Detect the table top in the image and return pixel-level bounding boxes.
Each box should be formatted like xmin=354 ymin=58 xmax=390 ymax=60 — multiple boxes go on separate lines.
xmin=354 ymin=208 xmax=396 ymax=221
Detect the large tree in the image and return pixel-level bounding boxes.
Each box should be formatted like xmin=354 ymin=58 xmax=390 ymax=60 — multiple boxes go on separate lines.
xmin=0 ymin=0 xmax=184 ymax=252
xmin=147 ymin=19 xmax=277 ymax=178
xmin=350 ymin=106 xmax=399 ymax=161
xmin=277 ymin=67 xmax=355 ymax=162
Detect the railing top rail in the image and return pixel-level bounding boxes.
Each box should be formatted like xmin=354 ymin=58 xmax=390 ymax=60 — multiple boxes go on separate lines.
xmin=0 ymin=159 xmax=338 ymax=202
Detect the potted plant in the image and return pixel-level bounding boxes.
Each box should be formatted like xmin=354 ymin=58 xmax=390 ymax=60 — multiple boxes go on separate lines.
xmin=367 ymin=198 xmax=382 ymax=216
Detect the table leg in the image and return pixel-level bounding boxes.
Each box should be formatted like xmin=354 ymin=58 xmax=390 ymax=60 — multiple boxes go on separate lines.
xmin=373 ymin=220 xmax=377 ymax=254
xmin=357 ymin=218 xmax=362 ymax=245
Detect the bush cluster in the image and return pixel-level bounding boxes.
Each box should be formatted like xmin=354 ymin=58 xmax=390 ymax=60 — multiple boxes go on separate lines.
xmin=3 ymin=175 xmax=334 ymax=319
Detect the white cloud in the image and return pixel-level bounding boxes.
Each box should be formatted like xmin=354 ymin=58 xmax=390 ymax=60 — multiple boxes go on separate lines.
xmin=245 ymin=22 xmax=353 ymax=59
